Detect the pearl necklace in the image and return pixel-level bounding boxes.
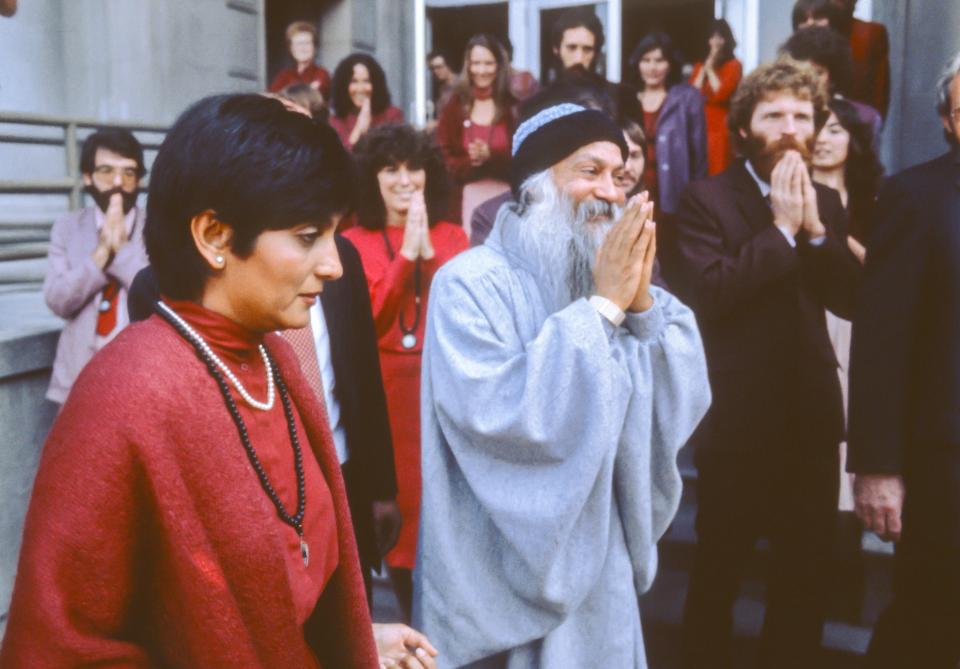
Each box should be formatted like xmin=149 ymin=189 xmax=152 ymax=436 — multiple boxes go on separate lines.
xmin=157 ymin=301 xmax=275 ymax=411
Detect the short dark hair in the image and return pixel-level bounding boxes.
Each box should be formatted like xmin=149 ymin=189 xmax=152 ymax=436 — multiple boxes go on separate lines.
xmin=791 ymin=0 xmax=842 ymax=31
xmin=619 ymin=117 xmax=647 ymax=153
xmin=331 ymin=53 xmax=392 ymax=118
xmin=145 ymin=94 xmax=356 ymax=300
xmin=627 ymin=32 xmax=684 ymax=91
xmin=551 ymin=8 xmax=605 ymax=57
xmin=728 ymin=58 xmax=829 ymax=151
xmin=427 ymin=49 xmax=449 ymax=64
xmin=825 ymin=96 xmax=883 ymax=241
xmin=781 ymin=25 xmax=853 ymax=96
xmin=79 ymin=128 xmax=146 ymax=177
xmin=352 ymin=123 xmax=449 ymax=230
xmin=705 ymin=18 xmax=738 ymax=67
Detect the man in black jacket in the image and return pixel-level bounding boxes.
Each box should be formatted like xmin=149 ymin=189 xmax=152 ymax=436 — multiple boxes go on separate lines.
xmin=665 ymin=59 xmax=861 ymax=668
xmin=848 ymin=51 xmax=960 ymax=668
xmin=128 ymin=234 xmax=400 ymax=604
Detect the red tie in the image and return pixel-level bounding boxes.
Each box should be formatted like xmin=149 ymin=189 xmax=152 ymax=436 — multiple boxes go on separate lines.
xmin=95 ymin=279 xmax=121 ymax=336
xmin=281 ymin=323 xmax=326 ymax=405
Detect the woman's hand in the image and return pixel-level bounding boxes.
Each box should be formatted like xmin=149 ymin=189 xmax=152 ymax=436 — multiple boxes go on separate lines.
xmin=467 ymin=139 xmax=489 ymax=166
xmin=410 ymin=192 xmax=434 ymax=260
xmin=373 ymin=623 xmax=439 ymax=669
xmin=399 ymin=205 xmax=422 ymax=261
xmin=350 ymin=97 xmax=373 ymax=145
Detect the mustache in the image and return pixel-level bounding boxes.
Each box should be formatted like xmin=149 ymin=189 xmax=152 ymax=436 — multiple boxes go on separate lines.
xmin=575 ymin=199 xmax=619 ymax=224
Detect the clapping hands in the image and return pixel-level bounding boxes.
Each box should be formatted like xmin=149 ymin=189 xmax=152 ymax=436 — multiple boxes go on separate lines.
xmin=593 ymin=191 xmax=657 ymax=313
xmin=770 ymin=150 xmax=825 ymax=240
xmin=93 ymin=192 xmax=128 ymax=270
xmin=398 ymin=192 xmax=434 ymax=261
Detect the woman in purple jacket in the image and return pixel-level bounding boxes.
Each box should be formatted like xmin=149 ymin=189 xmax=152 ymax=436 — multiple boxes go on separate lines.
xmin=622 ymin=32 xmax=707 ymax=214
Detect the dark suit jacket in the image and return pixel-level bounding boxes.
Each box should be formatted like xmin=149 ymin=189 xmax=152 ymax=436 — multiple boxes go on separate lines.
xmin=128 ymin=235 xmax=397 ymax=570
xmin=664 ymin=159 xmax=861 ymax=451
xmin=848 ymin=152 xmax=960 ymax=478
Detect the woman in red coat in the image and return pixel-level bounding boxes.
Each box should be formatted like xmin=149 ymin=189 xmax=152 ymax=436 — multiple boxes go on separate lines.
xmin=689 ymin=19 xmax=743 ymax=176
xmin=435 ymin=34 xmax=516 ymax=227
xmin=268 ymin=20 xmax=332 ymax=101
xmin=329 ymin=53 xmax=404 ymax=151
xmin=0 ymin=95 xmax=436 ymax=669
xmin=345 ymin=124 xmax=468 ymax=618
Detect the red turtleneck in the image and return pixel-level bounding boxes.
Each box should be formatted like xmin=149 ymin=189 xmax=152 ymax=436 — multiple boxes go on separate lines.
xmin=166 ymin=299 xmax=339 ymax=629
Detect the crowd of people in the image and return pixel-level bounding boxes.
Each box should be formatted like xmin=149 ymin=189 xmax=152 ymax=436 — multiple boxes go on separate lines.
xmin=2 ymin=0 xmax=959 ymax=667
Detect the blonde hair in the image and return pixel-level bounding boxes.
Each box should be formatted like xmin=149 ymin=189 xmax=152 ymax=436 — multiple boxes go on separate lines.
xmin=285 ymin=21 xmax=318 ymax=47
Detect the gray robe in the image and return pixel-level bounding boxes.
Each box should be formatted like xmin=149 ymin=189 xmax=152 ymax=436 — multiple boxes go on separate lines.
xmin=414 ymin=205 xmax=711 ymax=668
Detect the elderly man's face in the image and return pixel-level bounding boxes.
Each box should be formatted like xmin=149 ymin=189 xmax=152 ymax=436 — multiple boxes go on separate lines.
xmin=550 ymin=141 xmax=626 ymax=217
xmin=940 ymin=72 xmax=960 ymax=143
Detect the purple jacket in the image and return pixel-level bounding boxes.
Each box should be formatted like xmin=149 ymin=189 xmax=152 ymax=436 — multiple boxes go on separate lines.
xmin=43 ymin=206 xmax=149 ymax=403
xmin=650 ymin=83 xmax=708 ymax=214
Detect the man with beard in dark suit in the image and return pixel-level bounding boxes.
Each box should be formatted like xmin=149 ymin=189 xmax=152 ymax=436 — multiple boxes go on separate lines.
xmin=664 ymin=59 xmax=861 ymax=669
xmin=847 ymin=51 xmax=960 ymax=669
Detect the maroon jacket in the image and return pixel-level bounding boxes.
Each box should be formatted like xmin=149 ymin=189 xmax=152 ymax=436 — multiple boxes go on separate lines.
xmin=0 ymin=317 xmax=378 ymax=668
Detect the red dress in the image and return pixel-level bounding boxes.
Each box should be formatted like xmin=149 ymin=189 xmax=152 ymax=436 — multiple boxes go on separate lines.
xmin=0 ymin=307 xmax=377 ymax=667
xmin=328 ymin=105 xmax=404 ymax=150
xmin=269 ymin=63 xmax=332 ymax=101
xmin=344 ymin=222 xmax=468 ymax=569
xmin=690 ymin=58 xmax=742 ymax=176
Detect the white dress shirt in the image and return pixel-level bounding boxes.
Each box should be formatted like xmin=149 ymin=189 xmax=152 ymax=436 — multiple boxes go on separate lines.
xmin=309 ymin=302 xmax=349 ymax=464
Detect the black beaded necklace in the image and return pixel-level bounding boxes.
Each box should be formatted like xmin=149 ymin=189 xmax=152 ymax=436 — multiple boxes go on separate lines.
xmin=381 ymin=227 xmax=423 ymax=350
xmin=156 ymin=304 xmax=311 ymax=567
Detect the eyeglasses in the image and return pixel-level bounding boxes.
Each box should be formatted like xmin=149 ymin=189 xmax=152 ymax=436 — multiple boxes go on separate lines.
xmin=93 ymin=165 xmax=140 ymax=182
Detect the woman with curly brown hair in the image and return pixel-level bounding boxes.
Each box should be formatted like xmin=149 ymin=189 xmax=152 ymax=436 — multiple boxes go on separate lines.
xmin=329 ymin=53 xmax=403 ymax=150
xmin=343 ymin=124 xmax=467 ymax=618
xmin=436 ymin=34 xmax=516 ymax=226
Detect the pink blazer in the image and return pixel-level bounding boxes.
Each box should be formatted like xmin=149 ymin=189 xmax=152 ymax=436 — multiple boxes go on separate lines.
xmin=43 ymin=206 xmax=149 ymax=403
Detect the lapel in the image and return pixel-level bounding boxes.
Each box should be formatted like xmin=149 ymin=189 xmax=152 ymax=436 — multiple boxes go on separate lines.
xmin=78 ymin=207 xmax=100 ymax=258
xmin=320 ymin=237 xmax=351 ymax=397
xmin=729 ymin=160 xmax=774 ymax=235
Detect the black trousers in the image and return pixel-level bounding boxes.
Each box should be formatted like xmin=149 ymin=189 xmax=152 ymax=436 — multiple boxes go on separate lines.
xmin=341 ymin=459 xmax=375 ymax=607
xmin=681 ymin=441 xmax=839 ymax=669
xmin=865 ymin=447 xmax=960 ymax=669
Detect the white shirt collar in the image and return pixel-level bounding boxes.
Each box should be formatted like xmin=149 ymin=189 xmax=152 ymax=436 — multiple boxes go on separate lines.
xmin=743 ymin=159 xmax=771 ymax=199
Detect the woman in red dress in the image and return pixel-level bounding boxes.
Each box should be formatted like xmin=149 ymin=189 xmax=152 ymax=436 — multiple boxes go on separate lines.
xmin=0 ymin=95 xmax=437 ymax=669
xmin=345 ymin=124 xmax=468 ymax=618
xmin=329 ymin=53 xmax=404 ymax=151
xmin=689 ymin=18 xmax=743 ymax=176
xmin=435 ymin=34 xmax=516 ymax=227
xmin=268 ymin=21 xmax=331 ymax=101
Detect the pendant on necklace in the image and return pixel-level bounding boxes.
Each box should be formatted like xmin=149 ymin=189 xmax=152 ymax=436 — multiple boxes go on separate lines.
xmin=401 ymin=333 xmax=417 ymax=350
xmin=98 ymin=298 xmax=111 ymax=313
xmin=300 ymin=537 xmax=310 ymax=567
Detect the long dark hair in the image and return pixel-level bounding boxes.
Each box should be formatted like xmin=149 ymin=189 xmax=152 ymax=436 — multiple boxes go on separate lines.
xmin=454 ymin=34 xmax=514 ymax=122
xmin=627 ymin=32 xmax=684 ymax=91
xmin=704 ymin=19 xmax=737 ymax=67
xmin=826 ymin=96 xmax=883 ymax=242
xmin=352 ymin=123 xmax=450 ymax=230
xmin=331 ymin=53 xmax=392 ymax=119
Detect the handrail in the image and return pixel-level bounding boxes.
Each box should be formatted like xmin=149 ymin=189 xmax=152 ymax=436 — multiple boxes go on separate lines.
xmin=0 ymin=110 xmax=168 ymax=133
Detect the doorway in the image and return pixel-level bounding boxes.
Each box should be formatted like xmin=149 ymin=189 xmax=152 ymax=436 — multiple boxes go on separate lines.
xmin=620 ymin=0 xmax=715 ymax=84
xmin=264 ymin=0 xmax=336 ymax=86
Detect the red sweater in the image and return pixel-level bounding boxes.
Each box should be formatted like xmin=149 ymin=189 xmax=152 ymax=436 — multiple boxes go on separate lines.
xmin=269 ymin=63 xmax=332 ymax=101
xmin=0 ymin=314 xmax=378 ymax=668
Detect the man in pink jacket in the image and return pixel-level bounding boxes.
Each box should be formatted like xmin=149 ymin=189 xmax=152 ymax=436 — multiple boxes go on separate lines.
xmin=44 ymin=129 xmax=149 ymax=404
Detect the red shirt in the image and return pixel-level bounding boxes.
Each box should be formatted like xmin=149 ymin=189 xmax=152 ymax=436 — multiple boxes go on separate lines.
xmin=169 ymin=299 xmax=339 ymax=628
xmin=328 ymin=105 xmax=404 ymax=150
xmin=269 ymin=63 xmax=332 ymax=100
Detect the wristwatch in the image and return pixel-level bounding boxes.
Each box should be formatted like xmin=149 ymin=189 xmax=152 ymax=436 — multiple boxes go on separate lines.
xmin=589 ymin=295 xmax=626 ymax=327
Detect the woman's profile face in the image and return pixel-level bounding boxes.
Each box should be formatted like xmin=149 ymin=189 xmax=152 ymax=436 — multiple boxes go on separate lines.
xmin=813 ymin=112 xmax=851 ymax=170
xmin=289 ymin=31 xmax=316 ymax=65
xmin=468 ymin=45 xmax=498 ymax=90
xmin=215 ymin=220 xmax=343 ymax=332
xmin=377 ymin=161 xmax=427 ymax=218
xmin=639 ymin=48 xmax=670 ymax=88
xmin=348 ymin=63 xmax=373 ymax=109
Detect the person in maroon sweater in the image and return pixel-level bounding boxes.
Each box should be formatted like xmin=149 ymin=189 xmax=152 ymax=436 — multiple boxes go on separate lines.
xmin=329 ymin=53 xmax=404 ymax=151
xmin=0 ymin=94 xmax=437 ymax=669
xmin=269 ymin=21 xmax=332 ymax=101
xmin=344 ymin=124 xmax=468 ymax=618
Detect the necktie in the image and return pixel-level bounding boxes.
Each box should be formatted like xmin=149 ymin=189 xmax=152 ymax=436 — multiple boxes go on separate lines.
xmin=95 ymin=279 xmax=121 ymax=336
xmin=281 ymin=322 xmax=326 ymax=405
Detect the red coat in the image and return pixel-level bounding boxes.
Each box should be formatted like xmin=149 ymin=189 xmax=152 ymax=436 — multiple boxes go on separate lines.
xmin=690 ymin=58 xmax=742 ymax=176
xmin=343 ymin=223 xmax=468 ymax=569
xmin=328 ymin=106 xmax=404 ymax=150
xmin=848 ymin=17 xmax=890 ymax=119
xmin=0 ymin=316 xmax=378 ymax=668
xmin=269 ymin=63 xmax=332 ymax=101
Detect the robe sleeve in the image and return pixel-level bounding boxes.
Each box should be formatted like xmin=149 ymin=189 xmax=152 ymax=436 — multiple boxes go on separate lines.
xmin=423 ymin=264 xmax=708 ymax=615
xmin=0 ymin=388 xmax=152 ymax=666
xmin=43 ymin=212 xmax=110 ymax=320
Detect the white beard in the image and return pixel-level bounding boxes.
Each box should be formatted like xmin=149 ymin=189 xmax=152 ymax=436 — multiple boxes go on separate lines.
xmin=513 ymin=171 xmax=621 ymax=309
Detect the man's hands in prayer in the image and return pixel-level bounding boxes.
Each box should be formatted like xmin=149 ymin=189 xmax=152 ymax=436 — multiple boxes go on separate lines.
xmin=770 ymin=150 xmax=824 ymax=239
xmin=373 ymin=623 xmax=439 ymax=669
xmin=93 ymin=192 xmax=128 ymax=270
xmin=593 ymin=192 xmax=656 ymax=313
xmin=399 ymin=193 xmax=435 ymax=261
xmin=854 ymin=474 xmax=905 ymax=542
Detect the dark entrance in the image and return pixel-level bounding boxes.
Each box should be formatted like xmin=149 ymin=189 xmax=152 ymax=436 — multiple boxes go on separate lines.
xmin=621 ymin=0 xmax=716 ymax=82
xmin=427 ymin=3 xmax=510 ymax=75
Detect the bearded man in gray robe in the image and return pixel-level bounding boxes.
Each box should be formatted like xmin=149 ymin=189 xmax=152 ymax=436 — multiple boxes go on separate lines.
xmin=413 ymin=104 xmax=711 ymax=668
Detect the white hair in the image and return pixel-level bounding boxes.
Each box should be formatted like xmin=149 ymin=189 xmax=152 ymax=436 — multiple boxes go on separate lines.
xmin=937 ymin=50 xmax=960 ymax=117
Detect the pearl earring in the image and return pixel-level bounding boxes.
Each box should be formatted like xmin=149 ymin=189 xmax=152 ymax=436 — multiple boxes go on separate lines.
xmin=214 ymin=255 xmax=224 ymax=265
